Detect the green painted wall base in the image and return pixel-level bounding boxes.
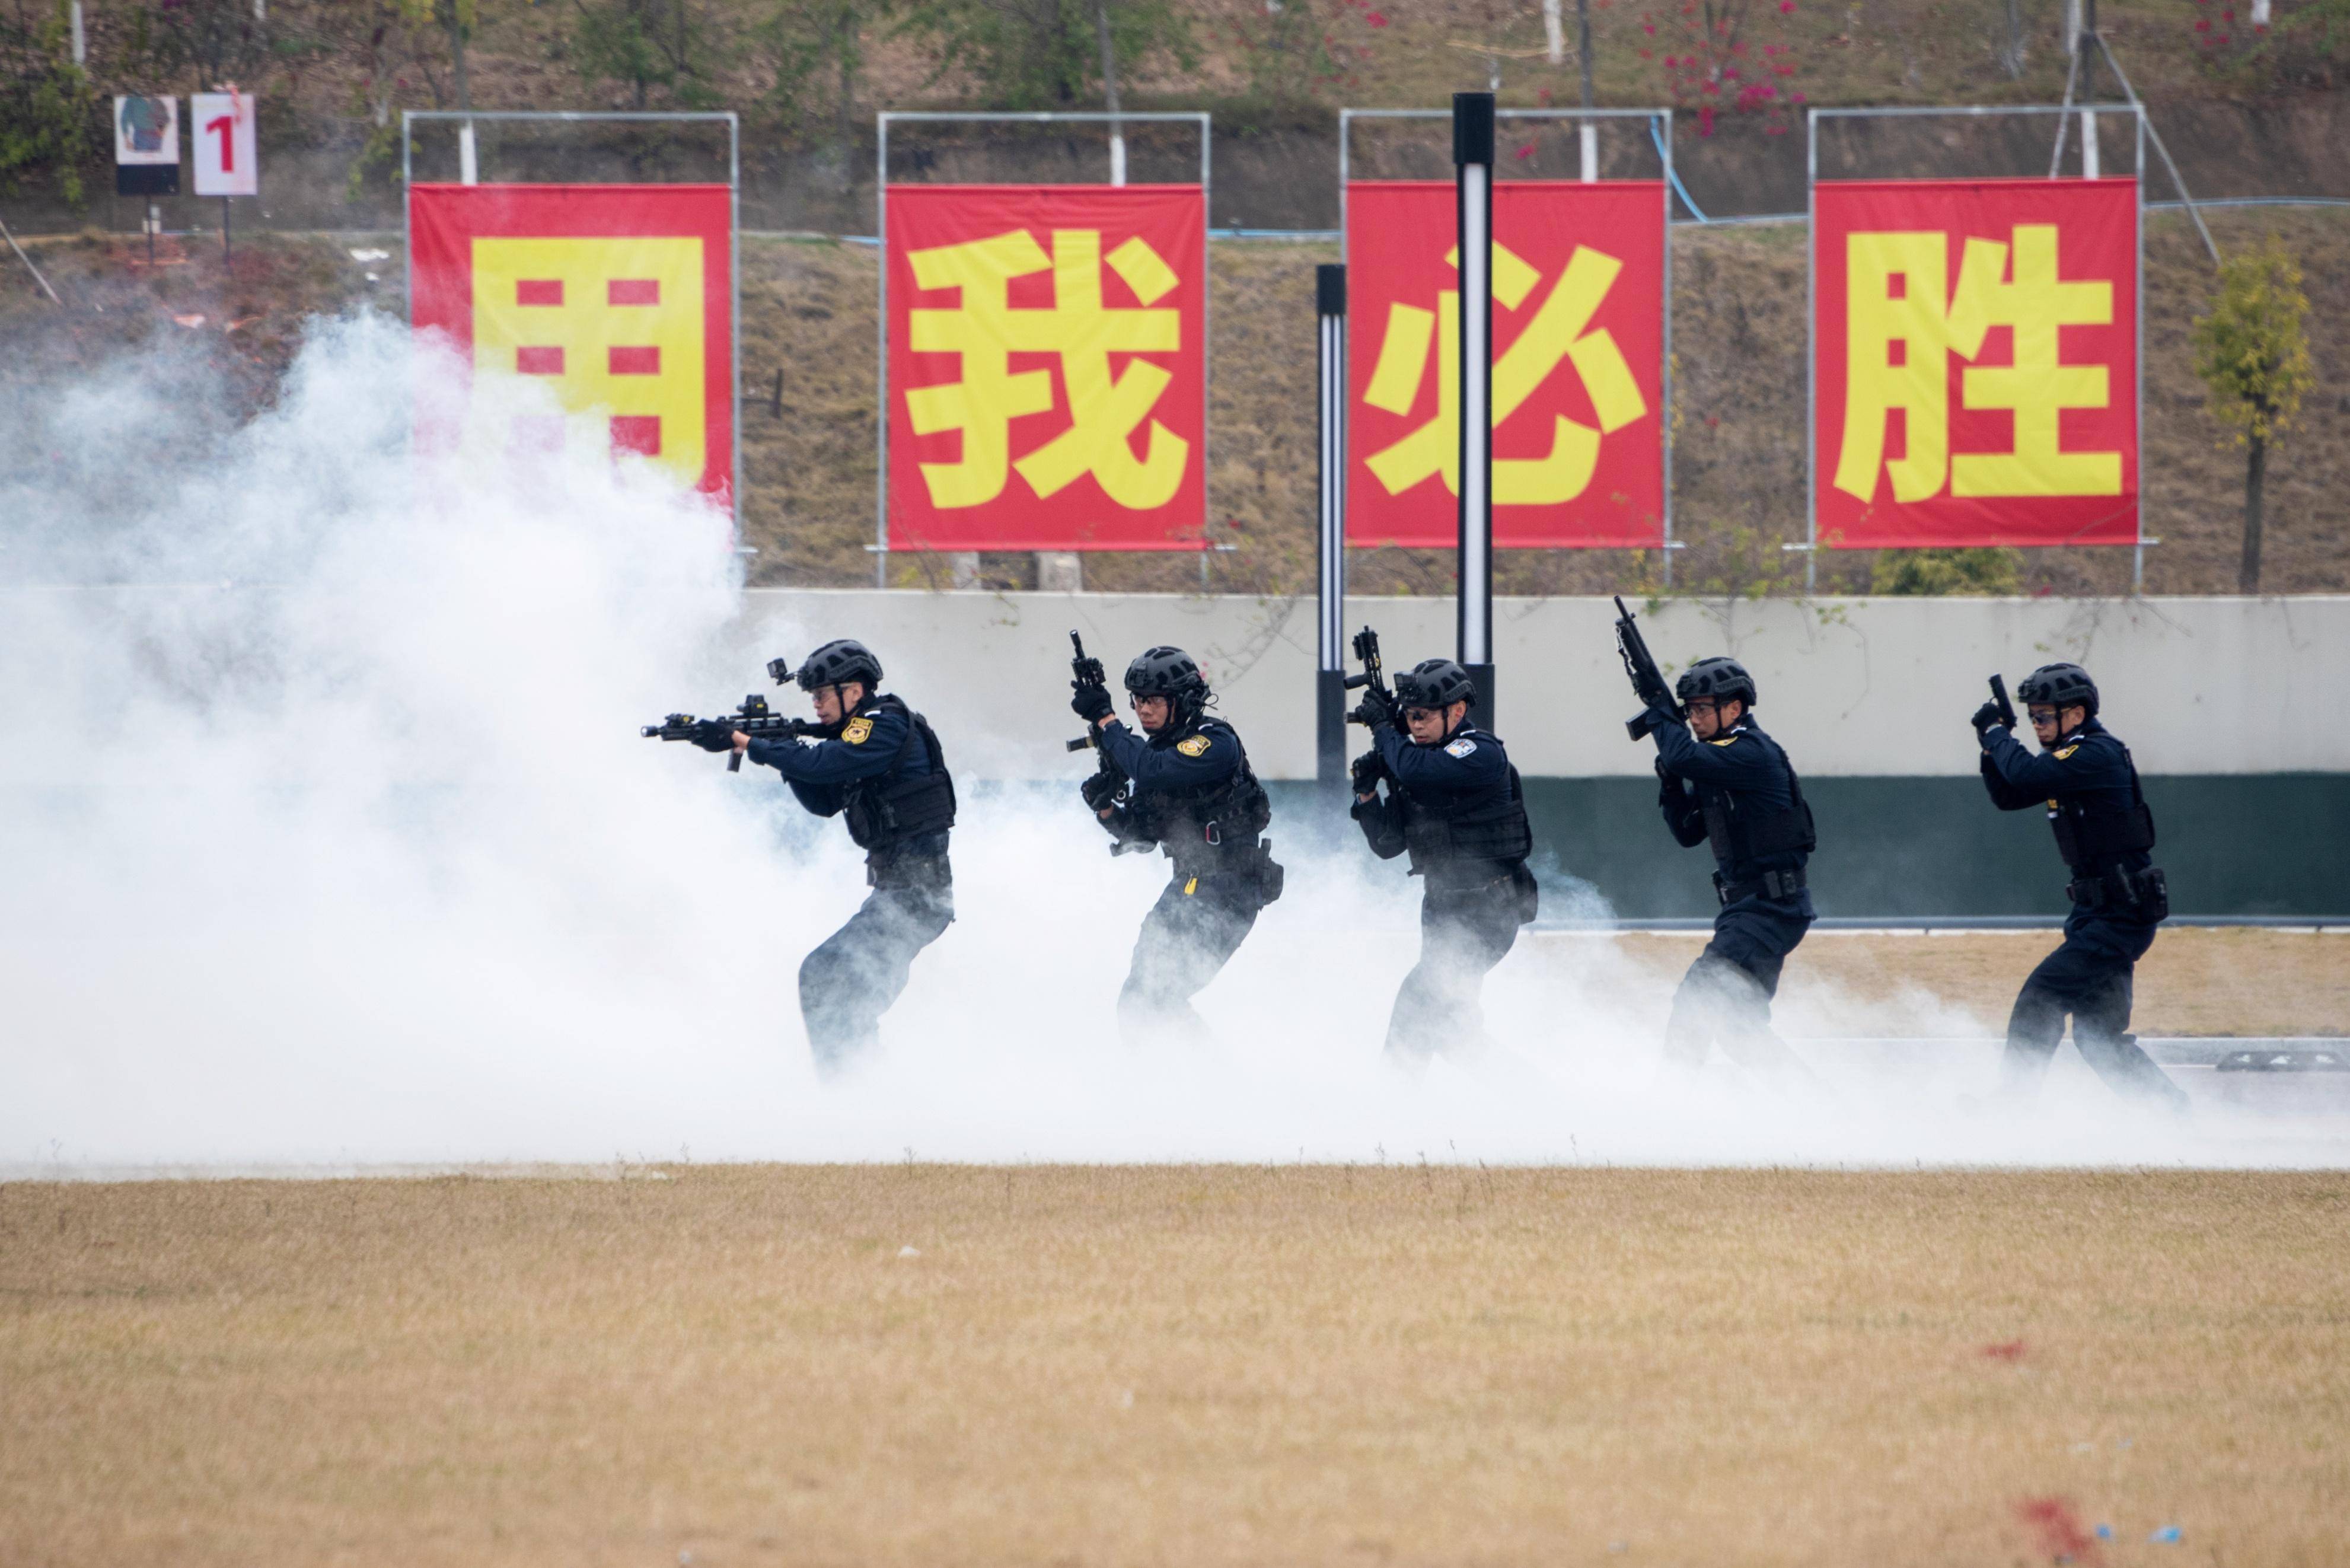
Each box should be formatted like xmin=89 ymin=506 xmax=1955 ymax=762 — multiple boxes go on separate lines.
xmin=1265 ymin=776 xmax=2350 ymax=920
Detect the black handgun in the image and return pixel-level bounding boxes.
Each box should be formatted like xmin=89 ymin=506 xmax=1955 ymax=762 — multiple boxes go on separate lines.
xmin=1988 ymin=674 xmax=2018 ymax=731
xmin=1614 ymin=595 xmax=1683 ymax=741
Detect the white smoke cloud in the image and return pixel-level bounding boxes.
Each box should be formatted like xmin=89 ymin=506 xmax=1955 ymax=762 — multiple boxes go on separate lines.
xmin=3 ymin=315 xmax=2341 ymax=1172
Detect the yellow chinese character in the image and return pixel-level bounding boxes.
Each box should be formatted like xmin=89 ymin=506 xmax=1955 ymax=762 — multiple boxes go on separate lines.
xmin=1834 ymin=223 xmax=2119 ymax=504
xmin=470 ymin=236 xmax=706 ymax=487
xmin=905 ymin=228 xmax=1188 ymax=510
xmin=1359 ymin=241 xmax=1646 ymax=505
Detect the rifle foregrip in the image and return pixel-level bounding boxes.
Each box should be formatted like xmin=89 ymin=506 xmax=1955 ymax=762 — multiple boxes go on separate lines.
xmin=726 ymin=751 xmax=743 ymax=773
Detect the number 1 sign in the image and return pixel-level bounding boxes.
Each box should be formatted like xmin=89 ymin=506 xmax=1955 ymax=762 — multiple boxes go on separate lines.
xmin=191 ymin=92 xmax=257 ymax=197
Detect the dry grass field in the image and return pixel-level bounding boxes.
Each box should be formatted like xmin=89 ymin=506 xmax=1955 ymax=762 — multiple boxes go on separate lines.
xmin=4 ymin=1167 xmax=2346 ymax=1567
xmin=1563 ymin=925 xmax=2350 ymax=1038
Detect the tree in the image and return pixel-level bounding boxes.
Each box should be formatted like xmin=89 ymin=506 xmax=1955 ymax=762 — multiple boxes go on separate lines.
xmin=767 ymin=0 xmax=873 ymax=158
xmin=2192 ymin=235 xmax=2315 ymax=594
xmin=0 ymin=1 xmax=99 ymax=205
xmin=898 ymin=0 xmax=1192 ymax=111
xmin=1868 ymin=547 xmax=2021 ymax=595
xmin=1640 ymin=0 xmax=1804 ymax=136
xmin=572 ymin=0 xmax=710 ymax=109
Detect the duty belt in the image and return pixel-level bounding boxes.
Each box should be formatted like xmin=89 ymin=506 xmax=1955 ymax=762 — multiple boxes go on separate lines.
xmin=1716 ymin=866 xmax=1806 ymax=906
xmin=2067 ymin=864 xmax=2165 ymax=913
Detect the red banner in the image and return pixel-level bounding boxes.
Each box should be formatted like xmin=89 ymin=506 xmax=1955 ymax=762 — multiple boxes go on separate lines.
xmin=885 ymin=185 xmax=1207 ymax=552
xmin=409 ymin=183 xmax=735 ymax=507
xmin=1813 ymin=178 xmax=2138 ymax=549
xmin=1345 ymin=181 xmax=1666 ymax=549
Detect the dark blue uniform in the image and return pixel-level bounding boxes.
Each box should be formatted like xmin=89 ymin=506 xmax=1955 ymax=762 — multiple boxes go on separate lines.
xmin=1353 ymin=719 xmax=1535 ymax=1063
xmin=747 ymin=694 xmax=955 ymax=1074
xmin=1649 ymin=710 xmax=1816 ymax=1072
xmin=1979 ymin=716 xmax=2185 ymax=1110
xmin=1093 ymin=713 xmax=1280 ymax=1037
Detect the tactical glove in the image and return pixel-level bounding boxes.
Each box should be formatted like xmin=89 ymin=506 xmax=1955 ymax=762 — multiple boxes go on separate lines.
xmin=1070 ymin=681 xmax=1115 ymax=724
xmin=1656 ymin=757 xmax=1685 ymax=804
xmin=1350 ymin=687 xmax=1398 ymax=730
xmin=1970 ymin=700 xmax=2007 ymax=738
xmin=1350 ymin=750 xmax=1388 ymax=796
xmin=1080 ymin=769 xmax=1124 ymax=812
xmin=692 ymin=719 xmax=738 ymax=753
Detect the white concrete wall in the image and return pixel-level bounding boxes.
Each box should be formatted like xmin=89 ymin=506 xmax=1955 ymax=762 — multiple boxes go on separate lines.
xmin=735 ymin=592 xmax=2350 ymax=780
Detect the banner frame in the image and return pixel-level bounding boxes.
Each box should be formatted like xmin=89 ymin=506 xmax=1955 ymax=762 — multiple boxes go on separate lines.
xmin=401 ymin=110 xmax=742 ymax=525
xmin=1804 ymin=102 xmax=2148 ymax=591
xmin=874 ymin=111 xmax=1214 ymax=578
xmin=1337 ymin=106 xmax=1677 ymax=579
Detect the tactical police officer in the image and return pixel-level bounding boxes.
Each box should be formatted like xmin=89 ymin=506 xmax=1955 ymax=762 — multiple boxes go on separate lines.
xmin=707 ymin=639 xmax=956 ymax=1076
xmin=1070 ymin=646 xmax=1283 ymax=1039
xmin=1348 ymin=659 xmax=1538 ymax=1063
xmin=1644 ymin=658 xmax=1819 ymax=1075
xmin=1972 ymin=663 xmax=2187 ymax=1113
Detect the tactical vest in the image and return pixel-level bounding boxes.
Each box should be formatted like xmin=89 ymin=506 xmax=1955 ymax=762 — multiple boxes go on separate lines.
xmin=1399 ymin=758 xmax=1533 ymax=880
xmin=839 ymin=695 xmax=956 ymax=856
xmin=1130 ymin=719 xmax=1273 ymax=877
xmin=2046 ymin=740 xmax=2157 ymax=871
xmin=1698 ymin=730 xmax=1816 ymax=871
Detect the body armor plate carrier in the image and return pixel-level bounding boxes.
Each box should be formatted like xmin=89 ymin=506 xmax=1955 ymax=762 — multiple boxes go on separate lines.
xmin=2047 ymin=747 xmax=2157 ymax=870
xmin=1699 ymin=735 xmax=1817 ymax=871
xmin=2048 ymin=741 xmax=2163 ymax=917
xmin=1131 ymin=723 xmax=1274 ymax=882
xmin=840 ymin=696 xmax=956 ymax=855
xmin=1401 ymin=764 xmax=1535 ymax=880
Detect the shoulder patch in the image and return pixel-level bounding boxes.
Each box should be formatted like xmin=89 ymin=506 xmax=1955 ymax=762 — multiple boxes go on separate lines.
xmin=841 ymin=716 xmax=874 ymax=745
xmin=1175 ymin=734 xmax=1211 ymax=757
xmin=2054 ymin=743 xmax=2079 ymax=760
xmin=1445 ymin=737 xmax=1478 ymax=758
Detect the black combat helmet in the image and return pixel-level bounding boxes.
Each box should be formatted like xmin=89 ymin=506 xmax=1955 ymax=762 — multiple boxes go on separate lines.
xmin=1124 ymin=646 xmax=1209 ymax=722
xmin=793 ymin=639 xmax=883 ymax=693
xmin=1676 ymin=655 xmax=1758 ymax=710
xmin=1393 ymin=658 xmax=1477 ymax=711
xmin=2017 ymin=662 xmax=2098 ymax=718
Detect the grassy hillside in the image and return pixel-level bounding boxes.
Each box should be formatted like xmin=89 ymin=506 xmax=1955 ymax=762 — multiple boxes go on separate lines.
xmin=7 ymin=205 xmax=2342 ymax=595
xmin=24 ymin=0 xmax=2342 ymax=159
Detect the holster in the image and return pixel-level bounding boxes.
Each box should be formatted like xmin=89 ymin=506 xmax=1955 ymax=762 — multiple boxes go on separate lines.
xmin=2067 ymin=864 xmax=2167 ymax=920
xmin=1716 ymin=866 xmax=1806 ymax=906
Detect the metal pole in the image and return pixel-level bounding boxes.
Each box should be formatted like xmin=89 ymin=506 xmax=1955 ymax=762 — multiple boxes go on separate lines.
xmin=874 ymin=113 xmax=889 ymax=588
xmin=1803 ymin=108 xmax=1817 ymax=594
xmin=1199 ymin=113 xmax=1212 ymax=565
xmin=2134 ymin=106 xmax=2146 ymax=594
xmin=401 ymin=110 xmax=413 ymax=324
xmin=222 ymin=197 xmax=231 ymax=266
xmin=2095 ymin=37 xmax=2219 ymax=266
xmin=1317 ymin=263 xmax=1348 ymax=791
xmin=1659 ymin=111 xmax=1676 ymax=590
xmin=729 ymin=113 xmax=742 ymax=533
xmin=1453 ymin=92 xmax=1497 ymax=728
xmin=1338 ymin=110 xmax=1350 ymax=263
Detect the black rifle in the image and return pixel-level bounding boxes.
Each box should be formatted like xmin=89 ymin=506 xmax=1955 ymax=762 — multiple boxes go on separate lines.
xmin=1988 ymin=674 xmax=2018 ymax=731
xmin=1066 ymin=630 xmax=1147 ymax=849
xmin=1341 ymin=626 xmax=1390 ymax=722
xmin=1066 ymin=630 xmax=1113 ymax=755
xmin=641 ymin=693 xmax=822 ymax=773
xmin=1614 ymin=594 xmax=1684 ymax=741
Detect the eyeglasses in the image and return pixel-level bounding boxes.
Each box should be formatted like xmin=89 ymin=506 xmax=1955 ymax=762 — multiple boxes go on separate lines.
xmin=1401 ymin=707 xmax=1441 ymax=724
xmin=2027 ymin=708 xmax=2061 ymax=725
xmin=1685 ymin=700 xmax=1719 ymax=715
